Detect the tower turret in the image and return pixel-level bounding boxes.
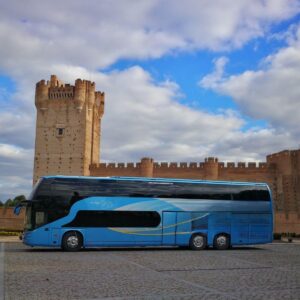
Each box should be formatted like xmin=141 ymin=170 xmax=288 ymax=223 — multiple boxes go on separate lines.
xmin=140 ymin=157 xmax=154 ymax=177
xmin=35 ymin=80 xmax=49 ymax=110
xmin=204 ymin=157 xmax=219 ymax=180
xmin=74 ymin=79 xmax=86 ymax=111
xmin=50 ymin=74 xmax=62 ymax=87
xmin=87 ymin=81 xmax=96 ymax=110
xmin=95 ymin=91 xmax=105 ymax=117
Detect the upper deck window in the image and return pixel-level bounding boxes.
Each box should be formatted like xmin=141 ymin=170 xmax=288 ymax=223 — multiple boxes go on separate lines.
xmin=49 ymin=178 xmax=270 ymax=202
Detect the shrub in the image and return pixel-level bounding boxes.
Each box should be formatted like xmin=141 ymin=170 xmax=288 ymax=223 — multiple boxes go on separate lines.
xmin=0 ymin=230 xmax=22 ymax=236
xmin=273 ymin=233 xmax=282 ymax=240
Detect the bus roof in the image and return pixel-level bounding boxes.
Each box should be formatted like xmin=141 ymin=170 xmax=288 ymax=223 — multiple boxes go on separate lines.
xmin=42 ymin=175 xmax=269 ymax=187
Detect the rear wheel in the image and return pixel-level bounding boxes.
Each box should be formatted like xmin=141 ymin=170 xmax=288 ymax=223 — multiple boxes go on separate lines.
xmin=213 ymin=234 xmax=230 ymax=250
xmin=189 ymin=234 xmax=207 ymax=250
xmin=62 ymin=231 xmax=83 ymax=252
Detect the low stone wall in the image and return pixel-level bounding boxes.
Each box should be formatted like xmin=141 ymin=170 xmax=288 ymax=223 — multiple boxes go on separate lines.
xmin=274 ymin=212 xmax=300 ymax=234
xmin=0 ymin=207 xmax=25 ymax=231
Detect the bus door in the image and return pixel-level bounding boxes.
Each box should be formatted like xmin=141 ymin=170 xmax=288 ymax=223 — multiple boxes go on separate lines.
xmin=162 ymin=212 xmax=177 ymax=245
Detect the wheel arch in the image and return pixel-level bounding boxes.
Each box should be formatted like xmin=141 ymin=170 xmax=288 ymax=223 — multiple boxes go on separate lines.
xmin=190 ymin=231 xmax=207 ymax=239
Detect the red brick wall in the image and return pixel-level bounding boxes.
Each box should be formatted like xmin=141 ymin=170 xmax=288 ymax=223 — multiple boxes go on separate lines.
xmin=0 ymin=207 xmax=25 ymax=230
xmin=274 ymin=212 xmax=300 ymax=234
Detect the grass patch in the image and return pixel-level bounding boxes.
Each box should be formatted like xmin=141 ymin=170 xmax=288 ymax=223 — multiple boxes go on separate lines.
xmin=0 ymin=230 xmax=22 ymax=236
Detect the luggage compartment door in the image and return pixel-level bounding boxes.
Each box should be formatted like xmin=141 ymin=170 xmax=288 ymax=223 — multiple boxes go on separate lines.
xmin=162 ymin=212 xmax=177 ymax=245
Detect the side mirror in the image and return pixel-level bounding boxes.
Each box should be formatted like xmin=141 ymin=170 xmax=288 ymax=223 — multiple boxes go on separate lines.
xmin=13 ymin=204 xmax=23 ymax=216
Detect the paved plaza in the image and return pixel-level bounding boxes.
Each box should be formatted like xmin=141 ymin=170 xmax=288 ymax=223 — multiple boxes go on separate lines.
xmin=1 ymin=242 xmax=300 ymax=299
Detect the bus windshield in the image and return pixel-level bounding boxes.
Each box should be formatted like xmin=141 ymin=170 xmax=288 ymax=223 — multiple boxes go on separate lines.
xmin=26 ymin=178 xmax=71 ymax=230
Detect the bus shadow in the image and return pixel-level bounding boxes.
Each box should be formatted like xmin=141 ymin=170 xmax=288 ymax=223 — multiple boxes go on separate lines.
xmin=8 ymin=245 xmax=266 ymax=253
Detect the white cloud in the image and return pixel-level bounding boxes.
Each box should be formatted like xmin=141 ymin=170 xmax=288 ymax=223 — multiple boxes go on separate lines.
xmin=36 ymin=65 xmax=295 ymax=164
xmin=200 ymin=57 xmax=229 ymax=89
xmin=0 ymin=144 xmax=27 ymax=159
xmin=0 ymin=0 xmax=299 ymax=77
xmin=1 ymin=0 xmax=300 ymax=199
xmin=199 ymin=23 xmax=300 ymax=136
xmin=0 ymin=143 xmax=33 ymax=201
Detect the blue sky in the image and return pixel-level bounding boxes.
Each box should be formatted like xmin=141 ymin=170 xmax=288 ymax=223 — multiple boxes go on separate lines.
xmin=1 ymin=0 xmax=300 ymax=200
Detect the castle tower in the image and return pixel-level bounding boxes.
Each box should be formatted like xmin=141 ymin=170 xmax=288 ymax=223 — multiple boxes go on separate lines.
xmin=140 ymin=157 xmax=154 ymax=177
xmin=267 ymin=150 xmax=300 ymax=216
xmin=33 ymin=75 xmax=105 ymax=183
xmin=204 ymin=157 xmax=219 ymax=180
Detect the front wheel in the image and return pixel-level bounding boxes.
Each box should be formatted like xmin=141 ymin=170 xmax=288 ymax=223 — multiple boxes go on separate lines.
xmin=213 ymin=234 xmax=230 ymax=250
xmin=62 ymin=231 xmax=83 ymax=252
xmin=189 ymin=234 xmax=207 ymax=250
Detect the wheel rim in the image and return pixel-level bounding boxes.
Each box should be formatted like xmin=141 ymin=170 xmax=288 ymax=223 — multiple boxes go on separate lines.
xmin=216 ymin=236 xmax=227 ymax=247
xmin=67 ymin=235 xmax=79 ymax=248
xmin=193 ymin=235 xmax=204 ymax=248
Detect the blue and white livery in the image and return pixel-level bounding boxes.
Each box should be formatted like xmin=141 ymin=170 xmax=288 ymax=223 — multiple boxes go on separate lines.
xmin=19 ymin=176 xmax=273 ymax=251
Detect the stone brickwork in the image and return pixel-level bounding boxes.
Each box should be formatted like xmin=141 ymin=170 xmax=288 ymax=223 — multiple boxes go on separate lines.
xmin=0 ymin=207 xmax=25 ymax=230
xmin=32 ymin=76 xmax=300 ymax=233
xmin=33 ymin=75 xmax=104 ymax=183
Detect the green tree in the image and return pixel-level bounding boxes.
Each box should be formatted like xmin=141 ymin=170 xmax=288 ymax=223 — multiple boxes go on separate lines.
xmin=0 ymin=200 xmax=3 ymax=206
xmin=12 ymin=195 xmax=26 ymax=206
xmin=5 ymin=195 xmax=26 ymax=207
xmin=4 ymin=199 xmax=12 ymax=207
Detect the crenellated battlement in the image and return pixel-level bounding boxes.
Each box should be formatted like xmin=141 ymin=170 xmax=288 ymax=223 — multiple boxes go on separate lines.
xmin=49 ymin=85 xmax=75 ymax=99
xmin=35 ymin=75 xmax=105 ymax=112
xmin=36 ymin=79 xmax=48 ymax=88
xmin=153 ymin=162 xmax=204 ymax=169
xmin=90 ymin=157 xmax=276 ymax=180
xmin=75 ymin=78 xmax=95 ymax=87
xmin=219 ymin=161 xmax=270 ymax=169
xmin=90 ymin=162 xmax=141 ymax=170
xmin=267 ymin=149 xmax=300 ymax=162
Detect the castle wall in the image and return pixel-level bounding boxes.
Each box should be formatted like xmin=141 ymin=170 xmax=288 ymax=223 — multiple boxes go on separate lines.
xmin=90 ymin=163 xmax=142 ymax=177
xmin=267 ymin=150 xmax=300 ymax=215
xmin=153 ymin=162 xmax=206 ymax=179
xmin=0 ymin=207 xmax=25 ymax=231
xmin=274 ymin=212 xmax=300 ymax=234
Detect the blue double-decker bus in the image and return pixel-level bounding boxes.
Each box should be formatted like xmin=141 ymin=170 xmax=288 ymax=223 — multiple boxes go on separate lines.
xmin=19 ymin=176 xmax=273 ymax=251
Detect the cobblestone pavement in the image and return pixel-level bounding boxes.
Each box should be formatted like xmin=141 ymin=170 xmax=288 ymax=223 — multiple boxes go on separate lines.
xmin=2 ymin=243 xmax=300 ymax=300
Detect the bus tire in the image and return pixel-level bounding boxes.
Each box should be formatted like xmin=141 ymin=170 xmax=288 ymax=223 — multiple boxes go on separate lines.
xmin=213 ymin=233 xmax=230 ymax=250
xmin=62 ymin=231 xmax=83 ymax=252
xmin=189 ymin=233 xmax=207 ymax=250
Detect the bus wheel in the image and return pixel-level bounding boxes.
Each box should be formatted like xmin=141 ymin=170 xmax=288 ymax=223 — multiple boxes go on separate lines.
xmin=189 ymin=234 xmax=207 ymax=250
xmin=62 ymin=231 xmax=83 ymax=252
xmin=213 ymin=234 xmax=230 ymax=250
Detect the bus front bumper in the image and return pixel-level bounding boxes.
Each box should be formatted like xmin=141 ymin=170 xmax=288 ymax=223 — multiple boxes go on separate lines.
xmin=22 ymin=231 xmax=34 ymax=246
